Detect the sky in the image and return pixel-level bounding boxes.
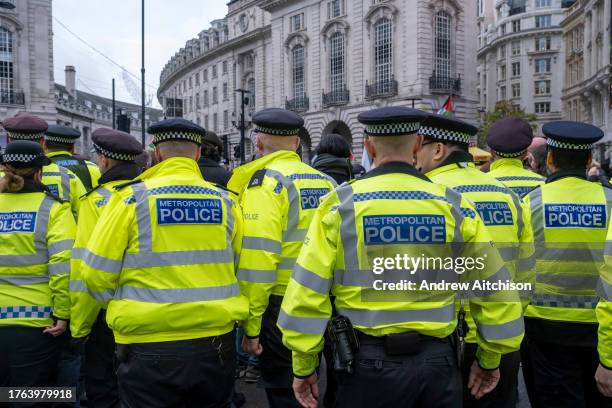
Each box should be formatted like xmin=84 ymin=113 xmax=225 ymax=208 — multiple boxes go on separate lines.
xmin=53 ymin=0 xmax=228 ymax=109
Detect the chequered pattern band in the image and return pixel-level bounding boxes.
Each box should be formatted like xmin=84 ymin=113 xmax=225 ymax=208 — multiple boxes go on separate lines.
xmin=454 ymin=185 xmax=512 ymax=195
xmin=45 ymin=135 xmax=77 ymax=145
xmin=496 ymin=149 xmax=526 ymax=158
xmin=419 ymin=126 xmax=471 ymax=144
xmin=461 ymin=208 xmax=476 ymax=218
xmin=1 ymin=153 xmax=39 ymax=163
xmin=255 ymin=126 xmax=300 ymax=136
xmin=124 ymin=185 xmax=223 ymax=205
xmin=0 ymin=306 xmax=53 ymax=320
xmin=153 ymin=131 xmax=202 ymax=145
xmin=7 ymin=131 xmax=45 ymax=141
xmin=547 ymin=138 xmax=593 ymax=150
xmin=364 ymin=121 xmax=420 ymax=136
xmin=353 ymin=191 xmax=449 ymax=203
xmin=288 ymin=174 xmax=330 ymax=181
xmin=497 ymin=176 xmax=544 ymax=182
xmin=93 ymin=143 xmax=137 ymax=162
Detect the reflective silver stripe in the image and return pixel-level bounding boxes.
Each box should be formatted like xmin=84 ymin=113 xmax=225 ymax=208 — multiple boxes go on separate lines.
xmin=518 ymin=254 xmax=536 ymax=271
xmin=337 ymin=303 xmax=456 ymax=327
xmin=131 ymin=183 xmax=152 ymax=254
xmin=70 ymin=280 xmax=114 ymax=302
xmin=123 ymin=249 xmax=233 ymax=268
xmin=59 ymin=166 xmax=71 ymax=201
xmin=606 ymin=240 xmax=612 ymax=256
xmin=97 ymin=187 xmax=112 ymax=200
xmin=268 ymin=170 xmax=306 ymax=243
xmin=277 ymin=308 xmax=329 ymax=335
xmin=237 ymin=268 xmax=277 ymax=284
xmin=529 ymin=188 xmax=544 ymax=242
xmin=48 ymin=262 xmax=70 ymax=276
xmin=323 ymin=175 xmax=338 ymax=188
xmin=337 ymin=184 xmax=359 ymax=279
xmin=114 ymin=283 xmax=240 ymax=303
xmin=476 ymin=317 xmax=524 ymax=341
xmin=48 ymin=240 xmax=74 ymax=256
xmin=279 ymin=257 xmax=297 ymax=270
xmin=445 ymin=188 xmax=464 ymax=247
xmin=218 ymin=190 xmax=235 ymax=263
xmin=498 ymin=246 xmax=519 ymax=262
xmin=0 ymin=253 xmax=48 ymax=266
xmin=242 ymin=237 xmax=282 ymax=254
xmin=284 ymin=228 xmax=307 ymax=242
xmin=598 ymin=278 xmax=612 ymax=301
xmin=72 ymin=248 xmax=123 ymax=273
xmin=0 ymin=275 xmax=49 ymax=285
xmin=536 ymin=273 xmax=600 ymax=290
xmin=537 ymin=247 xmax=603 ymax=262
xmin=532 ymin=293 xmax=599 ymax=309
xmin=292 ymin=263 xmax=332 ymax=294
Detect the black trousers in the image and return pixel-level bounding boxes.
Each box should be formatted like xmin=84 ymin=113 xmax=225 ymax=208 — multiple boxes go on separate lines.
xmin=0 ymin=326 xmax=61 ymax=408
xmin=521 ymin=337 xmax=612 ymax=408
xmin=335 ymin=333 xmax=462 ymax=408
xmin=461 ymin=342 xmax=520 ymax=408
xmin=84 ymin=311 xmax=119 ymax=408
xmin=116 ymin=331 xmax=236 ymax=408
xmin=260 ymin=296 xmax=301 ymax=408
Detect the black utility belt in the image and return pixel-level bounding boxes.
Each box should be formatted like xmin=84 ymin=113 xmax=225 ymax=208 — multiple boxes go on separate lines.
xmin=357 ymin=331 xmax=449 ymax=356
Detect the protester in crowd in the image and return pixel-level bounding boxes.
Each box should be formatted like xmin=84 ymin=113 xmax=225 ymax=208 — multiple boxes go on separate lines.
xmin=312 ymin=133 xmax=354 ymax=185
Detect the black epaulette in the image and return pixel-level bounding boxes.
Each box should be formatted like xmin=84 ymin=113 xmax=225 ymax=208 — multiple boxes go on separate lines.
xmin=81 ymin=184 xmax=103 ymax=198
xmin=113 ymin=179 xmax=143 ymax=191
xmin=213 ymin=183 xmax=238 ymax=196
xmin=520 ymin=184 xmax=541 ymax=199
xmin=247 ymin=169 xmax=267 ymax=189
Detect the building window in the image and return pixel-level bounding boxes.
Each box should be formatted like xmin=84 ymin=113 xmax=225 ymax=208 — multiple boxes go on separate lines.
xmin=213 ymin=113 xmax=218 ymax=132
xmin=511 ymin=83 xmax=521 ymax=98
xmin=0 ymin=27 xmax=15 ymax=101
xmin=223 ymin=110 xmax=229 ymax=130
xmin=196 ymin=93 xmax=200 ymax=109
xmin=189 ymin=77 xmax=193 ymax=89
xmin=212 ymin=65 xmax=218 ymax=78
xmin=204 ymin=115 xmax=209 ymax=129
xmin=213 ymin=87 xmax=218 ymax=104
xmin=534 ymin=80 xmax=551 ymax=95
xmin=511 ymin=40 xmax=520 ymax=56
xmin=499 ymin=85 xmax=507 ymax=100
xmin=245 ymin=54 xmax=254 ymax=70
xmin=374 ymin=18 xmax=393 ymax=85
xmin=292 ymin=45 xmax=306 ymax=100
xmin=499 ymin=64 xmax=507 ymax=80
xmin=512 ymin=20 xmax=521 ymax=33
xmin=247 ymin=77 xmax=256 ymax=116
xmin=203 ymin=68 xmax=208 ymax=81
xmin=499 ymin=45 xmax=506 ymax=59
xmin=222 ymin=61 xmax=228 ymax=75
xmin=327 ymin=0 xmax=344 ymax=19
xmin=535 ymin=37 xmax=551 ymax=51
xmin=535 ymin=0 xmax=551 ymax=8
xmin=195 ymin=73 xmax=200 ymax=86
xmin=500 ymin=24 xmax=506 ymax=35
xmin=223 ymin=83 xmax=228 ymax=101
xmin=535 ymin=58 xmax=551 ymax=73
xmin=189 ymin=96 xmax=193 ymax=112
xmin=329 ymin=32 xmax=346 ymax=94
xmin=535 ymin=102 xmax=551 ymax=113
xmin=290 ymin=13 xmax=304 ymax=32
xmin=535 ymin=15 xmax=552 ymax=29
xmin=434 ymin=11 xmax=452 ymax=80
xmin=512 ymin=62 xmax=521 ymax=77
xmin=204 ymin=90 xmax=209 ymax=106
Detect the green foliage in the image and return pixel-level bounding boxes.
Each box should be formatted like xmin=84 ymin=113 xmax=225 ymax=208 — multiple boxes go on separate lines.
xmin=478 ymin=101 xmax=538 ymax=147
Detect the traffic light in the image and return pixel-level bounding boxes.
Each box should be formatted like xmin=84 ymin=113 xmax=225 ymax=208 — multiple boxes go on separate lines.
xmin=233 ymin=145 xmax=241 ymax=159
xmin=117 ymin=114 xmax=131 ymax=132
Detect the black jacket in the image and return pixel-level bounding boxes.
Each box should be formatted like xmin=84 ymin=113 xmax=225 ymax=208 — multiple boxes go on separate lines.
xmin=198 ymin=157 xmax=231 ymax=187
xmin=312 ymin=153 xmax=353 ymax=185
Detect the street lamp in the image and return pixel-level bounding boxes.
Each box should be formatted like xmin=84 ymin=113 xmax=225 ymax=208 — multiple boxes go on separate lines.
xmin=232 ymin=89 xmax=252 ymax=164
xmin=140 ymin=0 xmax=146 ymax=147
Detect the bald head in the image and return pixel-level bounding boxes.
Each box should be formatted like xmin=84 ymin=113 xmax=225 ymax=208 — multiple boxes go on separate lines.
xmin=154 ymin=140 xmax=201 ymax=162
xmin=365 ymin=134 xmax=422 ymax=167
xmin=256 ymin=133 xmax=300 ymax=156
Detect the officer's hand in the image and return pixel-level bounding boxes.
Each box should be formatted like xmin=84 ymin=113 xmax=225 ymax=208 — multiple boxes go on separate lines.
xmin=43 ymin=319 xmax=67 ymax=337
xmin=242 ymin=336 xmax=263 ymax=356
xmin=468 ymin=361 xmax=500 ymax=399
xmin=293 ymin=373 xmax=318 ymax=408
xmin=595 ymin=364 xmax=612 ymax=397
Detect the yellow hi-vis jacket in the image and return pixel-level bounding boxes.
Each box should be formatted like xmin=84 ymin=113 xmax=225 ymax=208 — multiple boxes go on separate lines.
xmin=427 ymin=160 xmax=534 ymax=344
xmin=47 ymin=150 xmax=101 ymax=191
xmin=42 ymin=163 xmax=87 ymax=219
xmin=79 ymin=157 xmax=248 ymax=344
xmin=0 ymin=187 xmax=75 ymax=327
xmin=229 ymin=150 xmax=337 ymax=337
xmin=598 ymin=239 xmax=612 ymax=368
xmin=488 ymin=158 xmax=545 ymax=197
xmin=278 ymin=162 xmax=524 ymax=376
xmin=70 ymin=177 xmax=133 ymax=339
xmin=524 ymin=173 xmax=612 ymax=325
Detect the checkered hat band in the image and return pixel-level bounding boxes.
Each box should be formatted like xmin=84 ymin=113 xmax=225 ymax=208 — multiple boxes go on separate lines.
xmin=153 ymin=131 xmax=202 ymax=145
xmin=419 ymin=126 xmax=470 ymax=144
xmin=93 ymin=143 xmax=137 ymax=162
xmin=496 ymin=149 xmax=526 ymax=158
xmin=2 ymin=153 xmax=39 ymax=163
xmin=7 ymin=132 xmax=44 ymax=141
xmin=255 ymin=126 xmax=299 ymax=136
xmin=45 ymin=135 xmax=76 ymax=144
xmin=546 ymin=138 xmax=593 ymax=150
xmin=365 ymin=122 xmax=420 ymax=136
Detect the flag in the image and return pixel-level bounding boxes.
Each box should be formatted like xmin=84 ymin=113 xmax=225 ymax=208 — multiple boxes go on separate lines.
xmin=437 ymin=96 xmax=454 ymax=117
xmin=361 ymin=145 xmax=372 ymax=172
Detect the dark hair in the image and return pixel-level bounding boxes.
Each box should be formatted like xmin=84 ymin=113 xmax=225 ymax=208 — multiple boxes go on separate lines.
xmin=549 ymin=147 xmax=591 ymax=172
xmin=201 ymin=141 xmax=221 ymax=162
xmin=44 ymin=141 xmax=72 ymax=151
xmin=531 ymin=144 xmax=548 ymax=176
xmin=315 ymin=133 xmax=351 ymax=158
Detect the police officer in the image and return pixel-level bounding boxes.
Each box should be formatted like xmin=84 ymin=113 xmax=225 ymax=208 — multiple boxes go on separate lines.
xmin=79 ymin=118 xmax=248 ymax=407
xmin=198 ymin=130 xmax=231 ymax=187
xmin=230 ymin=108 xmax=336 ymax=407
xmin=279 ymin=107 xmax=524 ymax=408
xmin=2 ymin=113 xmax=86 ymax=218
xmin=598 ymin=228 xmax=612 ymax=398
xmin=44 ymin=124 xmax=101 ymax=190
xmin=486 ymin=118 xmax=545 ymax=196
xmin=522 ymin=121 xmax=612 ymax=407
xmin=0 ymin=141 xmax=75 ymax=396
xmin=70 ymin=128 xmax=143 ymax=408
xmin=415 ymin=113 xmax=534 ymax=408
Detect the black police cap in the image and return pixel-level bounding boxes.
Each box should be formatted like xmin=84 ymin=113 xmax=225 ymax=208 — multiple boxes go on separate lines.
xmin=3 ymin=113 xmax=48 ymax=140
xmin=147 ymin=118 xmax=206 ymax=146
xmin=92 ymin=128 xmax=144 ymax=162
xmin=358 ymin=107 xmax=427 ymax=136
xmin=252 ymin=108 xmax=304 ymax=137
xmin=543 ymin=121 xmax=604 ymax=150
xmin=486 ymin=118 xmax=533 ymax=157
xmin=419 ymin=114 xmax=477 ymax=145
xmin=0 ymin=140 xmax=51 ymax=168
xmin=45 ymin=125 xmax=81 ymax=145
